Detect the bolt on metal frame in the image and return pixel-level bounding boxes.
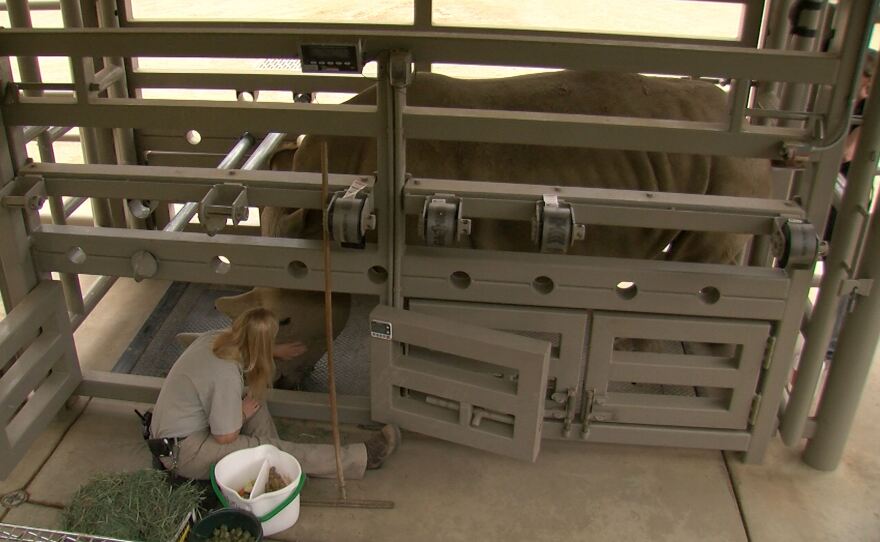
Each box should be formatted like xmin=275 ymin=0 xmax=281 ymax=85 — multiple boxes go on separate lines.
xmin=0 ymin=0 xmax=878 ymax=472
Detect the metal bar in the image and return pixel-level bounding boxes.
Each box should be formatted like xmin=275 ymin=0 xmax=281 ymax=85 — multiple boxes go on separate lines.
xmin=2 ymin=99 xmax=380 ymax=138
xmin=0 ymin=28 xmax=840 ymax=83
xmin=0 ymin=1 xmax=61 ymax=10
xmin=403 ymin=106 xmax=803 ymax=158
xmin=404 ymin=178 xmax=801 ymax=234
xmin=63 ymin=196 xmax=87 ymax=218
xmin=20 ymin=162 xmax=368 ymax=207
xmin=47 ymin=125 xmax=72 ymax=141
xmin=22 ymin=125 xmax=48 ymax=142
xmin=74 ymin=369 xmax=374 ymax=423
xmin=240 ymin=132 xmax=285 ymax=170
xmin=779 ymin=52 xmax=880 ymax=448
xmin=70 ymin=275 xmax=116 ymax=331
xmin=164 ymin=133 xmax=254 ymax=232
xmin=32 ymin=225 xmax=386 ymax=295
xmin=128 ymin=71 xmax=374 ymax=94
xmin=799 ymin=59 xmax=880 ymax=470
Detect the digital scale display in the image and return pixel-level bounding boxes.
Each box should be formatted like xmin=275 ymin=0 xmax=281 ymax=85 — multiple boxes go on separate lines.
xmin=300 ymin=43 xmax=363 ymax=73
xmin=370 ymin=320 xmax=393 ymax=340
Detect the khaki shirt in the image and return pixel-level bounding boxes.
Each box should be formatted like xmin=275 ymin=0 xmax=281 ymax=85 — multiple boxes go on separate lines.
xmin=151 ymin=331 xmax=244 ymax=439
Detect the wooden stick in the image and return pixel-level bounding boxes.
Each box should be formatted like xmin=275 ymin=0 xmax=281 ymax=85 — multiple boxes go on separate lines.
xmin=320 ymin=141 xmax=347 ymax=500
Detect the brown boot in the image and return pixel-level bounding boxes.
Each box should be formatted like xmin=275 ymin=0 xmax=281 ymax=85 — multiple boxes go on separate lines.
xmin=365 ymin=424 xmax=401 ymax=469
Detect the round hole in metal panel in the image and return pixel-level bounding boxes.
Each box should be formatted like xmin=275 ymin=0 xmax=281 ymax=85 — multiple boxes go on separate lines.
xmin=236 ymin=90 xmax=257 ymax=102
xmin=288 ymin=260 xmax=308 ymax=278
xmin=699 ymin=286 xmax=721 ymax=304
xmin=368 ymin=266 xmax=388 ymax=284
xmin=212 ymin=255 xmax=231 ymax=274
xmin=532 ymin=276 xmax=554 ymax=295
xmin=450 ymin=271 xmax=471 ymax=289
xmin=185 ymin=130 xmax=202 ymax=145
xmin=616 ymin=281 xmax=638 ymax=300
xmin=67 ymin=247 xmax=86 ymax=264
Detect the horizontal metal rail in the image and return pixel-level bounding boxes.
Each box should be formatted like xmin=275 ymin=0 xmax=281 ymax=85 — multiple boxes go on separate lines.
xmin=129 ymin=71 xmax=375 ymax=94
xmin=2 ymin=98 xmax=379 ymax=137
xmin=0 ymin=28 xmax=840 ymax=82
xmin=404 ymin=178 xmax=803 ymax=234
xmin=31 ymin=224 xmax=387 ymax=295
xmin=19 ymin=162 xmax=369 ymax=209
xmin=0 ymin=1 xmax=59 ymax=10
xmin=403 ymin=106 xmax=804 ymax=158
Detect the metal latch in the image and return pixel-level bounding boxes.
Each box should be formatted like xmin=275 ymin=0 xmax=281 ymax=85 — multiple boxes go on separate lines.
xmin=419 ymin=193 xmax=472 ymax=247
xmin=198 ymin=183 xmax=248 ymax=236
xmin=1 ymin=175 xmax=46 ymax=210
xmin=327 ymin=177 xmax=376 ymax=249
xmin=531 ymin=194 xmax=586 ymax=254
xmin=838 ymin=278 xmax=873 ymax=298
xmin=550 ymin=387 xmax=578 ymax=438
xmin=771 ymin=217 xmax=819 ymax=269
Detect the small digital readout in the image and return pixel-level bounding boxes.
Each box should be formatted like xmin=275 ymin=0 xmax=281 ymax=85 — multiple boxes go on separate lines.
xmin=370 ymin=320 xmax=393 ymax=340
xmin=300 ymin=43 xmax=362 ymax=73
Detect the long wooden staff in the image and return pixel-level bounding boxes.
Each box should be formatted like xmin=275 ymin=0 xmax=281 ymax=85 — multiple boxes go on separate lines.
xmin=320 ymin=141 xmax=347 ymax=500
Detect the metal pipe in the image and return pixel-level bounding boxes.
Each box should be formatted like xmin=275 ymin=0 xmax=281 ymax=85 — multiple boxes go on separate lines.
xmin=0 ymin=1 xmax=60 ymax=10
xmin=22 ymin=125 xmax=49 ymax=142
xmin=63 ymin=196 xmax=88 ymax=219
xmin=48 ymin=125 xmax=73 ymax=141
xmin=70 ymin=275 xmax=118 ymax=331
xmin=780 ymin=49 xmax=880 ymax=447
xmin=240 ymin=132 xmax=285 ymax=170
xmin=164 ymin=133 xmax=255 ymax=232
xmin=801 ymin=53 xmax=880 ymax=469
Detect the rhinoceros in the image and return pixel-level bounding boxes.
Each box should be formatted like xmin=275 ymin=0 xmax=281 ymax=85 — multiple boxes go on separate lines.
xmin=216 ymin=70 xmax=772 ymax=388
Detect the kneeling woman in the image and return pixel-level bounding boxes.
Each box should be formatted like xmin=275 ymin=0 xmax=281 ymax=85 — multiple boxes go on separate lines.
xmin=150 ymin=307 xmax=399 ymax=480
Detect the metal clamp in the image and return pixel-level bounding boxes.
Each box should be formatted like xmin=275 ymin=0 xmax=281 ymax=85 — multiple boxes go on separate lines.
xmin=198 ymin=183 xmax=249 ymax=236
xmin=771 ymin=217 xmax=819 ymax=269
xmin=127 ymin=199 xmax=159 ymax=219
xmin=328 ymin=177 xmax=376 ymax=248
xmin=1 ymin=175 xmax=46 ymax=211
xmin=531 ymin=194 xmax=585 ymax=254
xmin=418 ymin=193 xmax=472 ymax=247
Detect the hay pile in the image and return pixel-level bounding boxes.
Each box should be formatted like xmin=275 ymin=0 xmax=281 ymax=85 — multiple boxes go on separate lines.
xmin=62 ymin=469 xmax=203 ymax=542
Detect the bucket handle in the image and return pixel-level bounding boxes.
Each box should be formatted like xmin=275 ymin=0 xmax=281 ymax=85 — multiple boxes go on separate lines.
xmin=210 ymin=464 xmax=307 ymax=523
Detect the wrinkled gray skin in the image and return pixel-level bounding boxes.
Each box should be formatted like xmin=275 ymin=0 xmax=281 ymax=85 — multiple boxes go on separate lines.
xmin=219 ymin=70 xmax=773 ymax=389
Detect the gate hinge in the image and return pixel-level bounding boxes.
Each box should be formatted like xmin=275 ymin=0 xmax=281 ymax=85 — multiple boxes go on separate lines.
xmin=328 ymin=177 xmax=376 ymax=249
xmin=531 ymin=194 xmax=586 ymax=254
xmin=762 ymin=336 xmax=777 ymax=370
xmin=1 ymin=175 xmax=46 ymax=210
xmin=771 ymin=217 xmax=819 ymax=270
xmin=418 ymin=193 xmax=471 ymax=247
xmin=838 ymin=278 xmax=873 ymax=298
xmin=749 ymin=394 xmax=763 ymax=426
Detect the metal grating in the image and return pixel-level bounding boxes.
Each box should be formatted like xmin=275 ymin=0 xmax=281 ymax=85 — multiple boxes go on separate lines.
xmin=0 ymin=524 xmax=133 ymax=542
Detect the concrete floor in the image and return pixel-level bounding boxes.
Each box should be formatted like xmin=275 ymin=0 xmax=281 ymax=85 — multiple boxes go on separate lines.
xmin=1 ymin=278 xmax=879 ymax=542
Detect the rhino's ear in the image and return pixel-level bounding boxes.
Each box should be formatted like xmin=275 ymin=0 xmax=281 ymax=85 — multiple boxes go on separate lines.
xmin=268 ymin=141 xmax=299 ymax=172
xmin=215 ymin=288 xmax=264 ymax=319
xmin=261 ymin=207 xmax=307 ymax=238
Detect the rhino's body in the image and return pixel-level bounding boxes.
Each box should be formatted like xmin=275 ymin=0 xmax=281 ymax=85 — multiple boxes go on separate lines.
xmin=224 ymin=70 xmax=772 ymax=389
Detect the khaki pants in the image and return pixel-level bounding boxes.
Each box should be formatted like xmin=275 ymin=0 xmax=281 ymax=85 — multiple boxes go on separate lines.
xmin=170 ymin=406 xmax=367 ymax=481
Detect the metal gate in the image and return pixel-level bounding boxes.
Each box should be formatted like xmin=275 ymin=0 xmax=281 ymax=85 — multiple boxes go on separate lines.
xmin=0 ymin=0 xmax=878 ymax=476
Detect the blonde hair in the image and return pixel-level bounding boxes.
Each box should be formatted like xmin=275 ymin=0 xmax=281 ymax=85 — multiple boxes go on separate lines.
xmin=212 ymin=307 xmax=278 ymax=401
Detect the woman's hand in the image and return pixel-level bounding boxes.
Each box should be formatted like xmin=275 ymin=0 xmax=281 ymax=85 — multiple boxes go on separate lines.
xmin=242 ymin=394 xmax=261 ymax=420
xmin=273 ymin=341 xmax=307 ymax=360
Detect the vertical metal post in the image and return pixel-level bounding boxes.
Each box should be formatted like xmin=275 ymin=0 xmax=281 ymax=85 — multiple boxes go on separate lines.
xmin=6 ymin=0 xmax=85 ymax=316
xmin=413 ymin=0 xmax=432 ymax=73
xmin=789 ymin=50 xmax=880 ymax=465
xmin=0 ymin=58 xmax=39 ymax=310
xmin=780 ymin=43 xmax=880 ymax=448
xmin=59 ymin=0 xmax=114 ymax=228
xmin=376 ymin=55 xmax=395 ymax=307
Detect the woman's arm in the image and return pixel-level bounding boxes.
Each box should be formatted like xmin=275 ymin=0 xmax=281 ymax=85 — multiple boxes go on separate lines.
xmin=211 ymin=394 xmax=260 ymax=444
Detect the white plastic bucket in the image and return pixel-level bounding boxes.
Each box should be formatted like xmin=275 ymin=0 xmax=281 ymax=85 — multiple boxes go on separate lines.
xmin=210 ymin=444 xmax=306 ymax=536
